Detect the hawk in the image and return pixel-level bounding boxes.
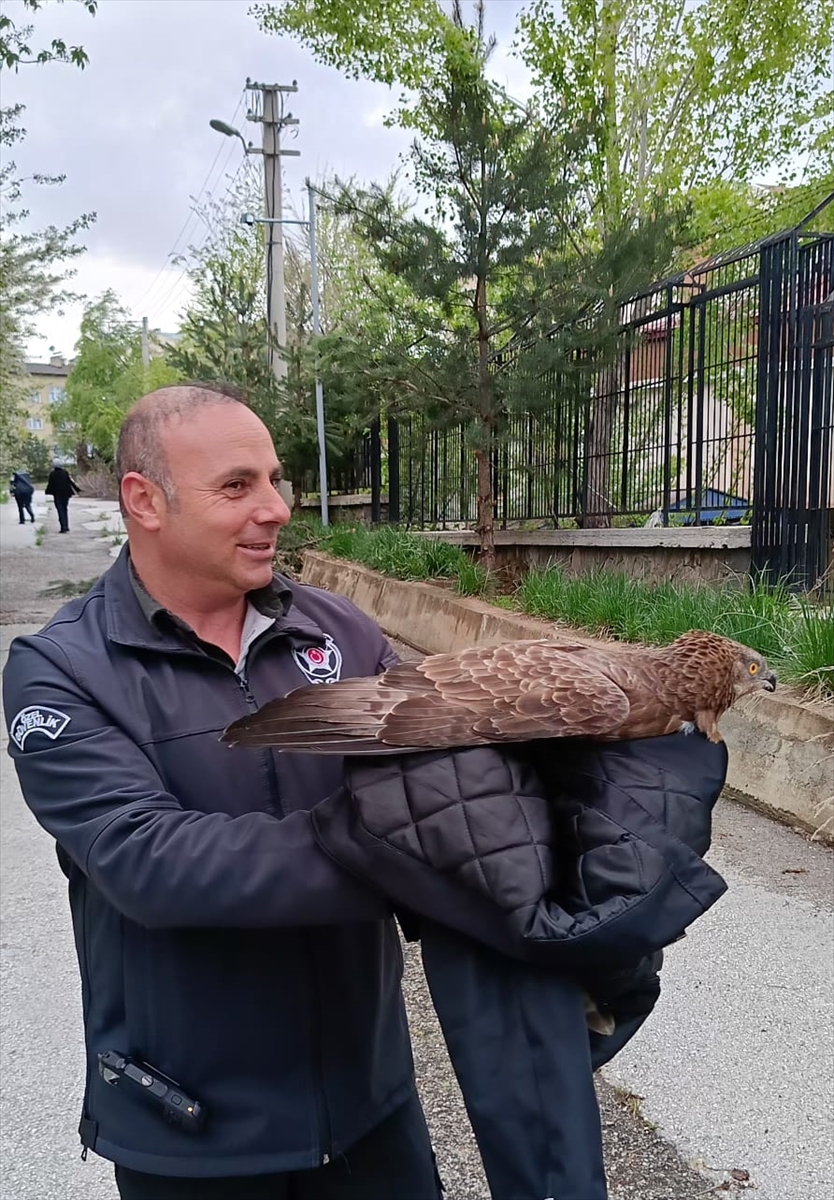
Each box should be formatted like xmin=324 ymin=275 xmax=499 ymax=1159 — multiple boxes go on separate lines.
xmin=222 ymin=630 xmax=776 ymax=754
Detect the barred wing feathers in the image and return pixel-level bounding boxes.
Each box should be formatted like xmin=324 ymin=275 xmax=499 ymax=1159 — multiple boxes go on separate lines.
xmin=223 ymin=639 xmax=638 ymax=753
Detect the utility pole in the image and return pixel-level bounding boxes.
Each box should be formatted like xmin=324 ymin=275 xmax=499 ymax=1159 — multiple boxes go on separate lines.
xmin=141 ymin=317 xmax=150 ymax=370
xmin=246 ymin=80 xmax=299 ymax=382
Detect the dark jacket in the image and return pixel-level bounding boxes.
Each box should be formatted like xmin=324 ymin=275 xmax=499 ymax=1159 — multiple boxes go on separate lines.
xmin=44 ymin=466 xmax=79 ymax=500
xmin=2 ymin=548 xmax=413 ymax=1178
xmin=311 ymin=736 xmax=728 ymax=1198
xmin=10 ymin=470 xmax=34 ymax=499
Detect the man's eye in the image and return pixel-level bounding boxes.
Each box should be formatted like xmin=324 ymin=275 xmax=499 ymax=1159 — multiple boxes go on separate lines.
xmin=225 ymin=481 xmax=245 ymax=492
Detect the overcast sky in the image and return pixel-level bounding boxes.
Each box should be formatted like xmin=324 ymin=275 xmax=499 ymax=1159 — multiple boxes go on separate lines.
xmin=6 ymin=0 xmax=531 ymax=360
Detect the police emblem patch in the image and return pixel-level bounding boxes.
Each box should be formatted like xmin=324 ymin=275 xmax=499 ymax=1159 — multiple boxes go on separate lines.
xmin=292 ymin=636 xmax=343 ymax=685
xmin=10 ymin=706 xmax=71 ymax=750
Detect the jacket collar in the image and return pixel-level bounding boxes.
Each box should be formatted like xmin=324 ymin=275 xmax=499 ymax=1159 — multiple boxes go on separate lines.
xmin=103 ymin=545 xmax=329 ymax=653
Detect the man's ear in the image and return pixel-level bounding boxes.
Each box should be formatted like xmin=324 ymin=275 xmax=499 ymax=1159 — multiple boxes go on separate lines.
xmin=121 ymin=473 xmax=166 ymax=530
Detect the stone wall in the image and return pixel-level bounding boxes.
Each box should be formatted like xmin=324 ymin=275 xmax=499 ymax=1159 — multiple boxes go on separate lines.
xmin=300 ymin=493 xmax=387 ymax=524
xmin=419 ymin=526 xmax=752 ymax=586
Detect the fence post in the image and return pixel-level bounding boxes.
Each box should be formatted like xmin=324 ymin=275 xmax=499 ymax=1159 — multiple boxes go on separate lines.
xmin=370 ymin=419 xmax=381 ymax=524
xmin=387 ymin=416 xmax=400 ymax=524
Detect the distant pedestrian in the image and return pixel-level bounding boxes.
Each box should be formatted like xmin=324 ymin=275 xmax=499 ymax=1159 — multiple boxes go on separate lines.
xmin=9 ymin=470 xmax=35 ymax=525
xmin=44 ymin=461 xmax=80 ymax=533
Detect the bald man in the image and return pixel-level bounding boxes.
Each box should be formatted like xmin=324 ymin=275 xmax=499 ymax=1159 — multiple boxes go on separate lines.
xmin=3 ymin=384 xmax=441 ymax=1199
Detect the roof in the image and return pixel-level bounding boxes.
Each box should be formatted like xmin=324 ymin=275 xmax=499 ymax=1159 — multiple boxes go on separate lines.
xmin=26 ymin=362 xmax=70 ymax=377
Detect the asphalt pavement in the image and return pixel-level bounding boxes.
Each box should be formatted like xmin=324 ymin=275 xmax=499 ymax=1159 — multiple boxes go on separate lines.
xmin=0 ymin=495 xmax=832 ymax=1200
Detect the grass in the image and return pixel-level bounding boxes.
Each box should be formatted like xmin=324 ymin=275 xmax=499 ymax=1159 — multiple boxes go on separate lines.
xmin=512 ymin=566 xmax=833 ymax=695
xmin=34 ymin=524 xmax=46 ymax=547
xmin=288 ymin=518 xmax=492 ymax=598
xmin=291 ymin=519 xmax=833 ymax=700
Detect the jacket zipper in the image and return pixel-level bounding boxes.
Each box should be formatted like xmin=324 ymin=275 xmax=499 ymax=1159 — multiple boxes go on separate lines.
xmin=238 ymin=664 xmax=330 ymax=1161
xmin=307 ymin=940 xmax=333 ymax=1166
xmin=78 ymin=881 xmax=95 ymax=1160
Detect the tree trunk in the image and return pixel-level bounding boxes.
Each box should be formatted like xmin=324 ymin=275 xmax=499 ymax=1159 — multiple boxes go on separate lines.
xmin=292 ymin=479 xmax=303 ymax=515
xmin=474 ymin=445 xmax=495 ymax=570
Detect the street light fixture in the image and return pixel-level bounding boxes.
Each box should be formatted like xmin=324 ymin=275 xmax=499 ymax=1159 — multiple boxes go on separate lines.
xmin=208 ymin=118 xmax=258 ymax=155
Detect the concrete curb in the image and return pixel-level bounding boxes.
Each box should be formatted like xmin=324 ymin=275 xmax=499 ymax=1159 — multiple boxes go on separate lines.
xmin=300 ymin=551 xmax=834 ymax=842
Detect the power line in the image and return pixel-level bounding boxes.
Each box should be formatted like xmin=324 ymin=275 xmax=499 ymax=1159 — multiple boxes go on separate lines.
xmin=144 ymin=154 xmax=257 ymax=328
xmin=130 ymin=90 xmax=245 ymax=319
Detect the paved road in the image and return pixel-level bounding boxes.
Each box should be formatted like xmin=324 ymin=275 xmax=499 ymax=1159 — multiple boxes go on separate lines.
xmin=1 ymin=498 xmax=832 ymax=1200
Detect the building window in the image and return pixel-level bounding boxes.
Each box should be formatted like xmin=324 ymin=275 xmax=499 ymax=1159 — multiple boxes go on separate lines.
xmin=26 ymin=417 xmax=44 ymax=432
xmin=30 ymin=391 xmax=42 ymax=405
xmin=49 ymin=386 xmax=66 ymax=404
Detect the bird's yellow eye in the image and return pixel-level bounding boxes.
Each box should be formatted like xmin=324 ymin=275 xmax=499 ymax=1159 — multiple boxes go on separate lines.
xmin=749 ymin=663 xmax=758 ymax=675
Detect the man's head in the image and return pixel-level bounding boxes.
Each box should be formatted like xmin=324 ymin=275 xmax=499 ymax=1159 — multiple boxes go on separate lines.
xmin=117 ymin=383 xmax=291 ymax=607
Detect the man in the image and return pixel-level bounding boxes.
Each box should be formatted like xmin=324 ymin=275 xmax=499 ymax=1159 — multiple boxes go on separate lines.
xmin=10 ymin=469 xmax=35 ymax=524
xmin=3 ymin=384 xmax=441 ymax=1199
xmin=44 ymin=460 xmax=80 ymax=532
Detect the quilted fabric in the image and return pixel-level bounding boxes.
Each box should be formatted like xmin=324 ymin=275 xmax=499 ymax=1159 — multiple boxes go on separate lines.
xmin=312 ymin=732 xmax=729 ymax=969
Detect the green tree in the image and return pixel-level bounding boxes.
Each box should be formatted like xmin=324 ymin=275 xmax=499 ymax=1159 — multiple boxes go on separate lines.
xmin=0 ymin=0 xmax=97 ymax=473
xmin=57 ymin=292 xmax=180 ymax=460
xmin=518 ymin=0 xmax=833 ymax=229
xmin=173 ymin=164 xmax=411 ymax=508
xmin=516 ymin=0 xmax=834 ymax=524
xmin=169 ymin=255 xmax=349 ymax=509
xmin=264 ymin=0 xmax=679 ymax=561
xmin=0 ymin=0 xmax=97 ymax=70
xmin=253 ymin=0 xmax=443 ymax=89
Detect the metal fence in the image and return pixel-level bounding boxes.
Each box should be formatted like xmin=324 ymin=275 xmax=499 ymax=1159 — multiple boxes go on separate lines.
xmin=372 ymin=199 xmax=833 ymax=591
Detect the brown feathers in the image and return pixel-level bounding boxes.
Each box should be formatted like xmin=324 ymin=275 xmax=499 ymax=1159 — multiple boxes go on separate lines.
xmin=222 ymin=630 xmax=777 ymax=754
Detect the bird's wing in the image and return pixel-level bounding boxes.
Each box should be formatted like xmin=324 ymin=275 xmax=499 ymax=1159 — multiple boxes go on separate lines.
xmin=384 ymin=640 xmax=632 ymax=744
xmin=221 ymin=677 xmax=417 ymax=753
xmin=222 ymin=640 xmax=633 ymax=752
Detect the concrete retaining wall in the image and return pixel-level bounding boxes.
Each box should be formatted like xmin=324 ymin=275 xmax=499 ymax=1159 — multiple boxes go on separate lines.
xmin=301 ymin=551 xmax=834 ymax=841
xmin=418 ymin=526 xmax=752 ymax=587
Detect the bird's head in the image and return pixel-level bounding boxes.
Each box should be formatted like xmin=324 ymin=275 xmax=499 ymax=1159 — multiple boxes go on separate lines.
xmin=730 ymin=643 xmax=777 ymax=698
xmin=667 ymin=630 xmax=777 ymax=704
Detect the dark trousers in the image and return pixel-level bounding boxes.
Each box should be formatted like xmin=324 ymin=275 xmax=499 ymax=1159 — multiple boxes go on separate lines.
xmin=15 ymin=495 xmax=34 ymax=523
xmin=114 ymin=1091 xmax=443 ymax=1200
xmin=53 ymin=496 xmax=70 ymax=531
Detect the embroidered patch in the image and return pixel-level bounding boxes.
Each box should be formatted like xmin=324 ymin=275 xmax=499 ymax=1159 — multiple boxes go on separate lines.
xmin=292 ymin=636 xmax=343 ymax=685
xmin=10 ymin=705 xmax=71 ymax=750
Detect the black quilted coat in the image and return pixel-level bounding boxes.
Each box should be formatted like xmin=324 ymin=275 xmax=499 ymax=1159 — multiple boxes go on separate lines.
xmin=311 ymin=733 xmax=729 ymax=1200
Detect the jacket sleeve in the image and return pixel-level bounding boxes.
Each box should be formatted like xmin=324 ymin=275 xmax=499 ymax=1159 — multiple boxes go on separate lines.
xmin=3 ymin=637 xmax=389 ymax=930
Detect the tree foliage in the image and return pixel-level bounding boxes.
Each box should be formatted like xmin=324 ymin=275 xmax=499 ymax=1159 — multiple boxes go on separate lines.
xmin=57 ymin=292 xmax=180 ymax=459
xmin=169 ymin=251 xmax=351 ymax=509
xmin=517 ymin=0 xmax=834 ymax=231
xmin=253 ymin=0 xmax=444 ymax=89
xmin=0 ymin=0 xmax=97 ymax=71
xmin=0 ymin=0 xmax=97 ymax=472
xmin=262 ymin=0 xmax=682 ymax=557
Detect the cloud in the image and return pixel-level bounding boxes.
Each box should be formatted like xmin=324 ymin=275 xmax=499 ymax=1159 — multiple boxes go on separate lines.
xmin=5 ymin=0 xmax=528 ymax=357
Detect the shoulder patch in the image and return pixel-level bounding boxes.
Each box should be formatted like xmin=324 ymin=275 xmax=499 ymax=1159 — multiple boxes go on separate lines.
xmin=292 ymin=636 xmax=343 ymax=685
xmin=10 ymin=706 xmax=71 ymax=750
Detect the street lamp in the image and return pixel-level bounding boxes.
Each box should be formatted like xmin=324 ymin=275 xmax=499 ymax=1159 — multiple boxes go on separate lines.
xmin=208 ymin=118 xmax=257 ymax=156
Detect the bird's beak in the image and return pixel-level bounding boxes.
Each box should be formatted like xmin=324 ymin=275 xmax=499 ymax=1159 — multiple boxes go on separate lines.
xmin=763 ymin=672 xmax=777 ymax=693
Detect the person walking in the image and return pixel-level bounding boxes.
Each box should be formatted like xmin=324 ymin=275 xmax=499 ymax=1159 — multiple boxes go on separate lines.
xmin=44 ymin=460 xmax=80 ymax=532
xmin=9 ymin=470 xmax=35 ymax=524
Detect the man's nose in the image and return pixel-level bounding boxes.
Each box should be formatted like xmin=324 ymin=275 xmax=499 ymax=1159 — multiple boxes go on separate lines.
xmin=255 ymin=484 xmax=291 ymax=526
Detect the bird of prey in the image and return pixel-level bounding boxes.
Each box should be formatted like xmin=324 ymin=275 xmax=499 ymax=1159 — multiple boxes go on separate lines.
xmin=222 ymin=630 xmax=776 ymax=754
